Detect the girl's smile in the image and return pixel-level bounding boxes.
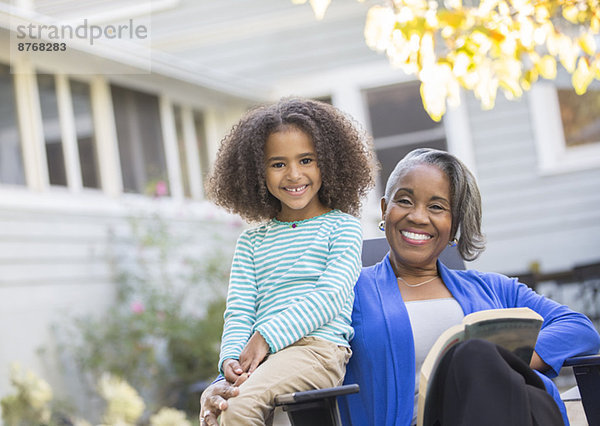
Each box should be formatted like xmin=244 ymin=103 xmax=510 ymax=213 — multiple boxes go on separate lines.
xmin=283 ymin=184 xmax=308 ymax=194
xmin=264 ymin=127 xmax=329 ymax=222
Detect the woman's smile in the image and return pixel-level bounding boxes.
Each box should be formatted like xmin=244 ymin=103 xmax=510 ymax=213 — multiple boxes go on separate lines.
xmin=400 ymin=229 xmax=433 ymax=244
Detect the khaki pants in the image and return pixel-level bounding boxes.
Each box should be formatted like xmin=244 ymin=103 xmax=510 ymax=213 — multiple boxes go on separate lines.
xmin=220 ymin=336 xmax=351 ymax=426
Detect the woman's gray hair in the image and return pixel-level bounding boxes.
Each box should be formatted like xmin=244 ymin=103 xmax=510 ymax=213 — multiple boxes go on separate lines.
xmin=384 ymin=148 xmax=486 ymax=261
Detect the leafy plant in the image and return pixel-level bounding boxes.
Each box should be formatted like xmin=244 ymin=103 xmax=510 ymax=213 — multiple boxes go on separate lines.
xmin=1 ymin=363 xmax=53 ymax=426
xmin=53 ymin=209 xmax=239 ymax=421
xmin=299 ymin=0 xmax=600 ymax=120
xmin=1 ymin=365 xmax=193 ymax=426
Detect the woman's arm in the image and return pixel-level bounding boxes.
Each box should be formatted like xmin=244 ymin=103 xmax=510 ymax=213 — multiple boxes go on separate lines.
xmin=506 ymin=277 xmax=600 ymax=376
xmin=530 ymin=351 xmax=550 ymax=372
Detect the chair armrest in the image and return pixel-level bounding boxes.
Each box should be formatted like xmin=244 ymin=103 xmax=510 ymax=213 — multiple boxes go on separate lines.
xmin=274 ymin=384 xmax=359 ymax=426
xmin=563 ymin=354 xmax=600 ymax=367
xmin=275 ymin=384 xmax=360 ymax=406
xmin=562 ymin=353 xmax=600 ymax=425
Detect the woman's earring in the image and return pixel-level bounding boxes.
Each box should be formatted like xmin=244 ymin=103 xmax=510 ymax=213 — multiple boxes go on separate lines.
xmin=378 ymin=220 xmax=385 ymax=232
xmin=448 ymin=238 xmax=458 ymax=247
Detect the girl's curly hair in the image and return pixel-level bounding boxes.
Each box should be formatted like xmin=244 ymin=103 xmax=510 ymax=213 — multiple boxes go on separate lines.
xmin=206 ymin=97 xmax=377 ymax=222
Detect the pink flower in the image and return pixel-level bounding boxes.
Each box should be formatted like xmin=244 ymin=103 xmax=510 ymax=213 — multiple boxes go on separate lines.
xmin=155 ymin=180 xmax=168 ymax=197
xmin=131 ymin=301 xmax=145 ymax=314
xmin=228 ymin=218 xmax=243 ymax=229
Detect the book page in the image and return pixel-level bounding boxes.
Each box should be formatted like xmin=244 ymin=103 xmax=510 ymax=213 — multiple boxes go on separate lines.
xmin=462 ymin=307 xmax=543 ymax=325
xmin=417 ymin=308 xmax=543 ymax=426
xmin=464 ymin=308 xmax=543 ymax=364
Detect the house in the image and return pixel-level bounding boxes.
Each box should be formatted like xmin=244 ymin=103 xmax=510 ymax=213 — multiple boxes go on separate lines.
xmin=1 ymin=0 xmax=598 ymax=408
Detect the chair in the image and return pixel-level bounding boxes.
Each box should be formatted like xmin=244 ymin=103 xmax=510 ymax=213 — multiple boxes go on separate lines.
xmin=275 ymin=240 xmax=464 ymax=426
xmin=274 ymin=384 xmax=359 ymax=426
xmin=360 ymin=237 xmax=466 ymax=270
xmin=563 ymin=355 xmax=600 ymax=424
xmin=275 ymin=238 xmax=600 ymax=426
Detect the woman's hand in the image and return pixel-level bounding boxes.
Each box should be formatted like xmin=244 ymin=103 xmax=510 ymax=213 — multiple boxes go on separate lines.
xmin=201 ymin=333 xmax=268 ymax=425
xmin=199 ymin=379 xmax=240 ymax=426
xmin=239 ymin=331 xmax=269 ymax=374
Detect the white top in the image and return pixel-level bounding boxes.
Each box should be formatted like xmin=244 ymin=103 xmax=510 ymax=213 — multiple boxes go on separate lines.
xmin=405 ymin=297 xmax=464 ymax=425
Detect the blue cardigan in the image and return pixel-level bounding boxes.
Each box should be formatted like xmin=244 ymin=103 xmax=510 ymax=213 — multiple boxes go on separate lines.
xmin=339 ymin=254 xmax=600 ymax=426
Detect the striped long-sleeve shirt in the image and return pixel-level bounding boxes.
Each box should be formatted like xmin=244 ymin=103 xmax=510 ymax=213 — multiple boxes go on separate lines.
xmin=218 ymin=210 xmax=362 ymax=373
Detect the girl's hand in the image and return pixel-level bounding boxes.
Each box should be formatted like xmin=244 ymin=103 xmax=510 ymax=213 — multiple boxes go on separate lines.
xmin=222 ymin=358 xmax=244 ymax=383
xmin=239 ymin=331 xmax=269 ymax=374
xmin=199 ymin=380 xmax=239 ymax=426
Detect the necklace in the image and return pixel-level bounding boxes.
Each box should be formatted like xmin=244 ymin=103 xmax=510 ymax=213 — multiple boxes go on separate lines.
xmin=397 ymin=275 xmax=438 ymax=288
xmin=273 ymin=210 xmax=333 ymax=229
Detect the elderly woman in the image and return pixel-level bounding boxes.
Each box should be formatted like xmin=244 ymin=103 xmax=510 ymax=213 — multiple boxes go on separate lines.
xmin=200 ymin=148 xmax=600 ymax=426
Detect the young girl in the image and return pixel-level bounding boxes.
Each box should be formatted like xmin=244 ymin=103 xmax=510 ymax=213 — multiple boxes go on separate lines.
xmin=205 ymin=97 xmax=376 ymax=425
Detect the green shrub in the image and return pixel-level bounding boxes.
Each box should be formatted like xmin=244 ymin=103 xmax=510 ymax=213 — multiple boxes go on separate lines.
xmin=54 ymin=211 xmax=238 ymax=421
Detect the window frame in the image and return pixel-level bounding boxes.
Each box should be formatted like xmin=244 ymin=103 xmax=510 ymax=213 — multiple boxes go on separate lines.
xmin=158 ymin=97 xmax=206 ymax=200
xmin=1 ymin=61 xmax=213 ymax=206
xmin=69 ymin=77 xmax=102 ymax=190
xmin=530 ymin=81 xmax=600 ymax=175
xmin=183 ymin=106 xmax=206 ymax=199
xmin=363 ymin=81 xmax=451 ymax=194
xmin=0 ymin=62 xmax=27 ymax=186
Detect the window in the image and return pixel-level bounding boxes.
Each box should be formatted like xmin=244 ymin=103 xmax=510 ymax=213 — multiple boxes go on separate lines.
xmin=193 ymin=111 xmax=209 ymax=182
xmin=557 ymin=88 xmax=600 ymax=148
xmin=364 ymin=82 xmax=447 ymax=191
xmin=173 ymin=105 xmax=191 ymax=198
xmin=171 ymin=104 xmax=208 ymax=199
xmin=314 ymin=96 xmax=332 ymax=104
xmin=111 ymin=85 xmax=168 ymax=194
xmin=71 ymin=79 xmax=100 ymax=189
xmin=530 ymin=80 xmax=600 ymax=174
xmin=0 ymin=63 xmax=26 ymax=185
xmin=38 ymin=74 xmax=67 ymax=186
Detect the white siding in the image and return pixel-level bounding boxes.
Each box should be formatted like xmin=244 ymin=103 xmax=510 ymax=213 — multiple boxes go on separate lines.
xmin=0 ymin=210 xmax=112 ymax=284
xmin=0 ymin=197 xmax=240 ymax=409
xmin=0 ymin=204 xmax=116 ymax=408
xmin=465 ymin=92 xmax=600 ymax=275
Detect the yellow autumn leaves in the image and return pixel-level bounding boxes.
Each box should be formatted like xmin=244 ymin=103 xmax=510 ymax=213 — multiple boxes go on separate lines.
xmin=361 ymin=0 xmax=600 ymax=120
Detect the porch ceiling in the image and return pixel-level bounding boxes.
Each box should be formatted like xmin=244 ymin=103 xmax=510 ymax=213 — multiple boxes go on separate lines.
xmin=28 ymin=0 xmax=388 ymax=98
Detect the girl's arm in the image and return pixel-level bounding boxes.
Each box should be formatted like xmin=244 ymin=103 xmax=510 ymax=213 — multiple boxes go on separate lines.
xmin=255 ymin=217 xmax=362 ymax=353
xmin=218 ymin=231 xmax=258 ymax=374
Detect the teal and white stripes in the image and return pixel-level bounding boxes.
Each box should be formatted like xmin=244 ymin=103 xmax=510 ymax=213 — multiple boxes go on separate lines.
xmin=218 ymin=210 xmax=362 ymax=373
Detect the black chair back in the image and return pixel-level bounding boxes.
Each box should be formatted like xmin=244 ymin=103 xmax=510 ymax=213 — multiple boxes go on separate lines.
xmin=361 ymin=238 xmax=466 ymax=270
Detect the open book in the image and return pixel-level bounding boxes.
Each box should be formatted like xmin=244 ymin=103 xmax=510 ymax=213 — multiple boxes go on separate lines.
xmin=416 ymin=307 xmax=544 ymax=426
